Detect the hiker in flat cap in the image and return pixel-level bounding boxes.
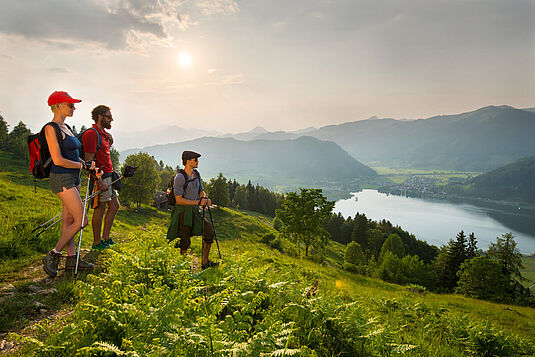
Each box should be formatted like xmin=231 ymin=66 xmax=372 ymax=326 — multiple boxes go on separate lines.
xmin=167 ymin=151 xmax=219 ymax=269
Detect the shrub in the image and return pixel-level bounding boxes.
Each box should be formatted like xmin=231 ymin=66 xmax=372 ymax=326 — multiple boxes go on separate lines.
xmin=273 ymin=217 xmax=283 ymax=231
xmin=260 ymin=233 xmax=275 ymax=244
xmin=455 ymin=256 xmax=511 ymax=303
xmin=269 ymin=237 xmax=283 ymax=252
xmin=344 ymin=241 xmax=364 ymax=266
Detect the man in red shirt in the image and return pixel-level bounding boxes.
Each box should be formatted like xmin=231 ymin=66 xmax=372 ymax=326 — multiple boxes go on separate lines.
xmin=82 ymin=105 xmax=119 ymax=250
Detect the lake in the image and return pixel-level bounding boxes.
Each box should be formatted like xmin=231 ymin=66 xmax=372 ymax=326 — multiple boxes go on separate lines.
xmin=334 ymin=189 xmax=535 ymax=254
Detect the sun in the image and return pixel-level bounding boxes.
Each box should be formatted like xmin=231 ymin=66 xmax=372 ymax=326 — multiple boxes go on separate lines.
xmin=178 ymin=52 xmax=193 ymax=69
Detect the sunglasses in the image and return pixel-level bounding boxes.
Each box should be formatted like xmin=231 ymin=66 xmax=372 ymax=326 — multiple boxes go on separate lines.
xmin=64 ymin=103 xmax=75 ymax=109
xmin=102 ymin=114 xmax=113 ymax=119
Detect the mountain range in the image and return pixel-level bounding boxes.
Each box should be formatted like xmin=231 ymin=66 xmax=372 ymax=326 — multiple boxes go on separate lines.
xmin=306 ymin=105 xmax=535 ymax=171
xmin=119 ymin=105 xmax=535 ymax=173
xmin=121 ymin=136 xmax=376 ymax=190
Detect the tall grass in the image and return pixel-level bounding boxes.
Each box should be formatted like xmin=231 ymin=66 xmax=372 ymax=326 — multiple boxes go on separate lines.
xmin=11 ymin=225 xmax=535 ymax=356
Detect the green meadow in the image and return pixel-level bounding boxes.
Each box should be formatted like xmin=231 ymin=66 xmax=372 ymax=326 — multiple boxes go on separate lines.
xmin=1 ymin=149 xmax=535 ymax=356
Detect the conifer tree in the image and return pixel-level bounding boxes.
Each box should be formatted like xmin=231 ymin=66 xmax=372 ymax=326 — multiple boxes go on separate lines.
xmin=467 ymin=232 xmax=478 ymax=259
xmin=450 ymin=230 xmax=468 ymax=267
xmin=0 ymin=114 xmax=8 ymax=149
xmin=233 ymin=185 xmax=248 ymax=209
xmin=6 ymin=121 xmax=31 ymax=156
xmin=434 ymin=230 xmax=470 ymax=291
xmin=487 ymin=232 xmax=524 ymax=283
xmin=209 ymin=173 xmax=230 ymax=207
xmin=351 ymin=213 xmax=368 ymax=251
xmin=339 ymin=219 xmax=352 ymax=245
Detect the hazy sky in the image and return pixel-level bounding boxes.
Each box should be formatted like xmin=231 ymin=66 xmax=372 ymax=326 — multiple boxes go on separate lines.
xmin=1 ymin=0 xmax=534 ymax=134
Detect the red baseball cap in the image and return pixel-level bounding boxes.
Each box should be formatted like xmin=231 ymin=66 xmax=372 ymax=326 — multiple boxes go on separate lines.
xmin=47 ymin=91 xmax=82 ymax=106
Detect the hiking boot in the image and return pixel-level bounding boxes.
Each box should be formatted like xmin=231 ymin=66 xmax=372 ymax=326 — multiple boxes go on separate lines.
xmin=201 ymin=260 xmax=220 ymax=270
xmin=92 ymin=241 xmax=108 ymax=251
xmin=65 ymin=254 xmax=94 ymax=271
xmin=43 ymin=250 xmax=62 ymax=278
xmin=103 ymin=238 xmax=115 ymax=246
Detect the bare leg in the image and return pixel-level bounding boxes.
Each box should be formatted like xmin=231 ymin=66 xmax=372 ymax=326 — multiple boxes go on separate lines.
xmin=101 ymin=197 xmax=119 ymax=240
xmin=91 ymin=201 xmax=106 ymax=244
xmin=55 ymin=185 xmax=87 ymax=255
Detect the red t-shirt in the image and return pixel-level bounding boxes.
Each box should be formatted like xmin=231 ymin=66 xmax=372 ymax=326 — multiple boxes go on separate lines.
xmin=81 ymin=124 xmax=113 ymax=173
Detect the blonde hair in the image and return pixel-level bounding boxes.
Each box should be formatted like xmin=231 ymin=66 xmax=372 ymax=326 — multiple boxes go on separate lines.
xmin=50 ymin=103 xmax=61 ymax=113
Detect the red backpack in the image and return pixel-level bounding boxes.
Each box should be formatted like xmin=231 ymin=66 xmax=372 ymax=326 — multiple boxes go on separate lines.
xmin=27 ymin=122 xmax=65 ymax=179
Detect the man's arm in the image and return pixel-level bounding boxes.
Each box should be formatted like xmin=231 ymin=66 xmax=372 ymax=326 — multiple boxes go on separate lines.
xmin=175 ymin=195 xmax=202 ymax=206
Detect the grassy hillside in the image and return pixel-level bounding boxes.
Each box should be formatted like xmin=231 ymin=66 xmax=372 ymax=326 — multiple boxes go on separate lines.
xmin=522 ymin=255 xmax=535 ymax=289
xmin=469 ymin=155 xmax=535 ymax=203
xmin=1 ymin=150 xmax=535 ymax=356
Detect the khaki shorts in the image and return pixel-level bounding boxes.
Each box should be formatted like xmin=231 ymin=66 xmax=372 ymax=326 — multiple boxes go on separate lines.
xmin=98 ymin=175 xmax=118 ymax=202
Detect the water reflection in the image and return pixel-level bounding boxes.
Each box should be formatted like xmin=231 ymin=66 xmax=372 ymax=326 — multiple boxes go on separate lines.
xmin=334 ymin=190 xmax=535 ymax=254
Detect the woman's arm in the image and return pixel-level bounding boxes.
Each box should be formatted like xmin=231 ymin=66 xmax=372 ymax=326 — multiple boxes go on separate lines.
xmin=44 ymin=125 xmax=83 ymax=169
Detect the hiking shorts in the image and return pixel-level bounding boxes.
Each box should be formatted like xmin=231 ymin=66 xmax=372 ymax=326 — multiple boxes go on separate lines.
xmin=49 ymin=172 xmax=81 ymax=194
xmin=176 ymin=212 xmax=215 ymax=250
xmin=98 ymin=176 xmax=118 ymax=202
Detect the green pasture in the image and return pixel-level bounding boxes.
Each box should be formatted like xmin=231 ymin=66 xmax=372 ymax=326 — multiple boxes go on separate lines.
xmin=522 ymin=255 xmax=535 ymax=290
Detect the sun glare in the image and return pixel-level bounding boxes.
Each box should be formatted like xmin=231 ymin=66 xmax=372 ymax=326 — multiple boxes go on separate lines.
xmin=178 ymin=52 xmax=192 ymax=68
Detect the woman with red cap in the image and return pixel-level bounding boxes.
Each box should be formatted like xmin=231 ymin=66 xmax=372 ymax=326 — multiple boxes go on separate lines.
xmin=42 ymin=91 xmax=95 ymax=277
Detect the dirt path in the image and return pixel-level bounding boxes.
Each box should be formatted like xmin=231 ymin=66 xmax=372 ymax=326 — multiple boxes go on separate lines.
xmin=0 ymin=236 xmax=205 ymax=355
xmin=0 ymin=247 xmax=102 ymax=355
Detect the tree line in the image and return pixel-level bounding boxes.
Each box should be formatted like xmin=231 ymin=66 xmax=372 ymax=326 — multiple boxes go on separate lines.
xmin=272 ymin=188 xmax=533 ymax=307
xmin=120 ymin=152 xmax=284 ymax=217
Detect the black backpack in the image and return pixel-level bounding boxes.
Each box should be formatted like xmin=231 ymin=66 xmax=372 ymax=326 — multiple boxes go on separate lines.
xmin=77 ymin=127 xmax=102 ymax=160
xmin=166 ymin=169 xmax=201 ymax=206
xmin=27 ymin=122 xmax=70 ymax=179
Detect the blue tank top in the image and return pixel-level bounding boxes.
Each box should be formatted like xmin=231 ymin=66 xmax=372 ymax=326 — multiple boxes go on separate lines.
xmin=51 ymin=133 xmax=81 ymax=174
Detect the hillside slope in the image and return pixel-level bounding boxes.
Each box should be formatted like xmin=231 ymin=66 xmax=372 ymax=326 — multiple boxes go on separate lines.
xmin=1 ymin=150 xmax=535 ymax=356
xmin=469 ymin=154 xmax=535 ymax=203
xmin=308 ymin=106 xmax=535 ymax=171
xmin=121 ymin=136 xmax=377 ymax=187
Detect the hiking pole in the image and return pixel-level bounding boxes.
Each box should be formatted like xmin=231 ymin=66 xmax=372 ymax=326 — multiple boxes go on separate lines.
xmin=33 ymin=215 xmax=63 ymax=238
xmin=206 ymin=204 xmax=222 ymax=259
xmin=75 ymin=172 xmax=92 ymax=277
xmin=84 ymin=165 xmax=137 ymax=203
xmin=31 ymin=166 xmax=137 ymax=238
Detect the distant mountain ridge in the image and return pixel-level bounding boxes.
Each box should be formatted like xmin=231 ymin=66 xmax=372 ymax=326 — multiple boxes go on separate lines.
xmin=307 ymin=105 xmax=535 ymax=171
xmin=114 ymin=125 xmax=221 ymax=151
xmin=120 ymin=136 xmax=376 ymax=188
xmin=118 ymin=105 xmax=535 ymax=172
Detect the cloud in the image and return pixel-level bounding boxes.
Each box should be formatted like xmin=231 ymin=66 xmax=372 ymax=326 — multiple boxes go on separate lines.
xmin=196 ymin=0 xmax=239 ymax=16
xmin=48 ymin=67 xmax=73 ymax=73
xmin=0 ymin=0 xmax=238 ymax=50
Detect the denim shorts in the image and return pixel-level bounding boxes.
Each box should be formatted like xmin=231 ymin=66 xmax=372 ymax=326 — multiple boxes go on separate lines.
xmin=49 ymin=172 xmax=81 ymax=193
